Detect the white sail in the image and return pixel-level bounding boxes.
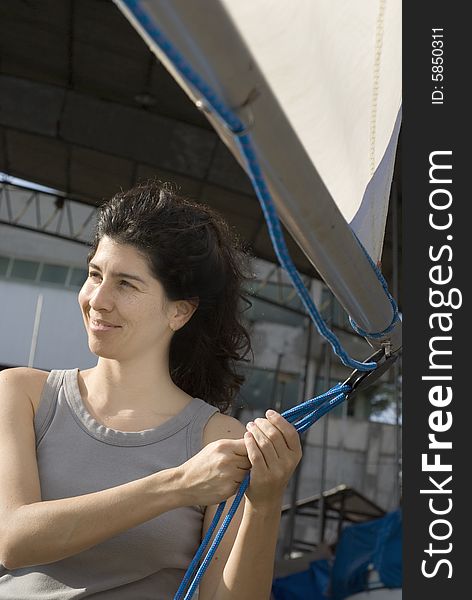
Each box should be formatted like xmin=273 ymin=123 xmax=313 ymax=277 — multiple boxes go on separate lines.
xmin=217 ymin=0 xmax=401 ymax=261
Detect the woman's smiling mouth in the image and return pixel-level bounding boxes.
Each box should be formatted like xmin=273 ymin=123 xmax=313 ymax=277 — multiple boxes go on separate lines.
xmin=90 ymin=319 xmax=121 ymax=332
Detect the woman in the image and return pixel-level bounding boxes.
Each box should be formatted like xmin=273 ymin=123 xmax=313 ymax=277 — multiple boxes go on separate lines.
xmin=0 ymin=181 xmax=302 ymax=599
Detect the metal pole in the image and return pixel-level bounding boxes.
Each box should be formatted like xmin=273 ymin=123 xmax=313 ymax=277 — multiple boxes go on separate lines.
xmin=28 ymin=293 xmax=43 ymax=368
xmin=318 ymin=293 xmax=333 ymax=544
xmin=337 ymin=390 xmax=349 ymax=486
xmin=271 ymin=352 xmax=283 ymax=414
xmin=391 ymin=182 xmax=402 ymax=505
xmin=394 ymin=357 xmax=402 ymax=505
xmin=283 ymin=317 xmax=314 ymax=557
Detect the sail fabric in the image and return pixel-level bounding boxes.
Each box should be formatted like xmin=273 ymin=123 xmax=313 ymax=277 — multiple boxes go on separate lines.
xmin=219 ymin=0 xmax=401 ymax=261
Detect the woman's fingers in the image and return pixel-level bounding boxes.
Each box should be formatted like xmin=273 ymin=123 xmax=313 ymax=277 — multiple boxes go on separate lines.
xmin=237 ymin=458 xmax=252 ymax=470
xmin=245 ymin=421 xmax=278 ymax=467
xmin=246 ymin=421 xmax=277 ymax=467
xmin=265 ymin=410 xmax=301 ymax=454
xmin=246 ymin=411 xmax=301 ymax=458
xmin=234 ymin=471 xmax=250 ymax=484
xmin=243 ymin=411 xmax=302 ymax=501
xmin=243 ymin=412 xmax=304 ymax=507
xmin=230 ymin=438 xmax=249 ymax=456
xmin=248 ymin=417 xmax=289 ymax=459
xmin=244 ymin=431 xmax=267 ymax=470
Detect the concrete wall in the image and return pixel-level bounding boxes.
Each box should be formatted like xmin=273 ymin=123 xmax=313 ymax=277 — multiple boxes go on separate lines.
xmin=302 ymin=417 xmax=399 ymax=511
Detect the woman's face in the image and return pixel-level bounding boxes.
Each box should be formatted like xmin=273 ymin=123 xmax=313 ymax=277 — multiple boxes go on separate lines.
xmin=78 ymin=236 xmax=178 ymax=361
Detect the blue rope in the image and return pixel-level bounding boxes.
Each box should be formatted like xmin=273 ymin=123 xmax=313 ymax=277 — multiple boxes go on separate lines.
xmin=233 ymin=133 xmax=378 ymax=371
xmin=174 ymin=382 xmax=352 ymax=599
xmin=120 ymin=0 xmax=400 ymax=372
xmin=348 ymin=234 xmax=400 ymax=338
xmin=179 ymin=475 xmax=251 ymax=600
xmin=173 ymin=500 xmax=227 ymax=600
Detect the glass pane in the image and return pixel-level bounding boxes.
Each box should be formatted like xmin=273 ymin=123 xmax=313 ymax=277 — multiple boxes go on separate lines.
xmin=244 ymin=296 xmax=305 ymax=327
xmin=0 ymin=255 xmax=10 ymax=276
xmin=320 ymin=288 xmax=350 ymax=329
xmin=69 ymin=267 xmax=88 ymax=288
xmin=365 ymin=379 xmax=402 ymax=425
xmin=40 ymin=264 xmax=69 ymax=285
xmin=238 ymin=367 xmax=276 ymax=411
xmin=237 ymin=367 xmax=301 ymax=413
xmin=10 ymin=258 xmax=39 ymax=281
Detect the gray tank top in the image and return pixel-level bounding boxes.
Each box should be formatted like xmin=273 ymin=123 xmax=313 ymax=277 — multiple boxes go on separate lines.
xmin=0 ymin=368 xmax=219 ymax=599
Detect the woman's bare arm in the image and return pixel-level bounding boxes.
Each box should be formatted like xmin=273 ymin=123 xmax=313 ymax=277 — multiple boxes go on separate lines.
xmin=0 ymin=368 xmax=188 ymax=570
xmin=198 ymin=411 xmax=301 ymax=600
xmin=0 ymin=368 xmax=248 ymax=571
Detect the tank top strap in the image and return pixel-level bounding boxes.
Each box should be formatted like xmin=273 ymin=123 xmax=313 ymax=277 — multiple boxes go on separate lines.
xmin=34 ymin=369 xmax=65 ymax=447
xmin=186 ymin=398 xmax=220 ymax=459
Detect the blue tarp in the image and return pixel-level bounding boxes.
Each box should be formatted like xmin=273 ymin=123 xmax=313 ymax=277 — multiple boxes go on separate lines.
xmin=331 ymin=509 xmax=402 ymax=599
xmin=272 ymin=559 xmax=331 ymax=600
xmin=272 ymin=510 xmax=402 ymax=600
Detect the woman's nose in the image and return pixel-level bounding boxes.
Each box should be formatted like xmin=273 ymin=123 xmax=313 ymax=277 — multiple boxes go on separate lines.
xmin=88 ymin=280 xmax=115 ymax=311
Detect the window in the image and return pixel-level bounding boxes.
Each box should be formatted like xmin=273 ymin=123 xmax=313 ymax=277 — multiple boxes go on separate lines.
xmin=0 ymin=256 xmax=10 ymax=276
xmin=320 ymin=288 xmax=351 ymax=330
xmin=363 ymin=379 xmax=402 ymax=424
xmin=237 ymin=366 xmax=302 ymax=413
xmin=40 ymin=264 xmax=69 ymax=285
xmin=69 ymin=267 xmax=88 ymax=288
xmin=244 ymin=281 xmax=306 ymax=327
xmin=10 ymin=259 xmax=39 ymax=281
xmin=0 ymin=255 xmax=88 ymax=290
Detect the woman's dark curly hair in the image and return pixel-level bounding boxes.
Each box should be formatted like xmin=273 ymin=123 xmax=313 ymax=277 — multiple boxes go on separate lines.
xmin=86 ymin=180 xmax=253 ymax=413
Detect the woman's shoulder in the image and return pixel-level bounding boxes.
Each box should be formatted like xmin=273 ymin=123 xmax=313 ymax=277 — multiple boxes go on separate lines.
xmin=202 ymin=411 xmax=246 ymax=445
xmin=0 ymin=366 xmax=51 ymax=416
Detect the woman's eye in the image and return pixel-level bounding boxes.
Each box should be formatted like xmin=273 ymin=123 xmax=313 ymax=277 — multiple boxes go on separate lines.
xmin=87 ymin=273 xmax=133 ymax=289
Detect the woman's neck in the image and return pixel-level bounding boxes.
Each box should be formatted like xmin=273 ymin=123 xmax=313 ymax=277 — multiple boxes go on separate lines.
xmin=78 ymin=356 xmax=192 ymax=418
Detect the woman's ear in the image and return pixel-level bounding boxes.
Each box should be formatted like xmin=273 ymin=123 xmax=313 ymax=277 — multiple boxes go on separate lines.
xmin=170 ymin=297 xmax=199 ymax=331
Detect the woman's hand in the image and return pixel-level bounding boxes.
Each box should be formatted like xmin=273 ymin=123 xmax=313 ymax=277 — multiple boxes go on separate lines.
xmin=176 ymin=438 xmax=251 ymax=507
xmin=244 ymin=410 xmax=302 ymax=507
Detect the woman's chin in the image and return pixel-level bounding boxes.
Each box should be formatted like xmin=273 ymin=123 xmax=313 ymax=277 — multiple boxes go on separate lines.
xmin=88 ymin=340 xmax=122 ymax=359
